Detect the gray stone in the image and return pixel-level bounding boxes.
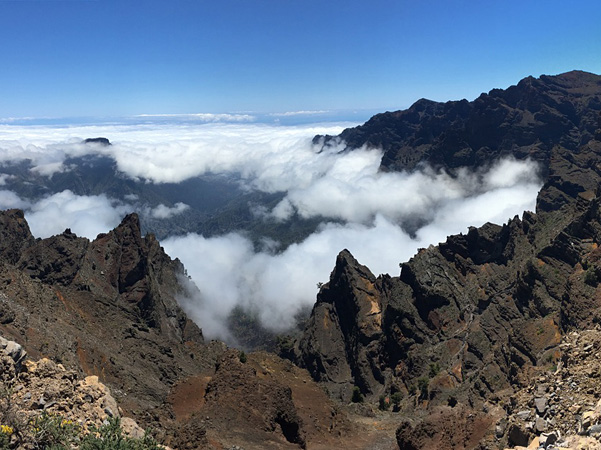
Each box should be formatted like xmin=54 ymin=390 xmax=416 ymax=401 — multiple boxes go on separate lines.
xmin=588 ymin=424 xmax=601 ymax=436
xmin=535 ymin=397 xmax=548 ymax=415
xmin=495 ymin=425 xmax=504 ymax=438
xmin=0 ymin=335 xmax=27 ymax=367
xmin=517 ymin=410 xmax=531 ymax=420
xmin=540 ymin=430 xmax=560 ymax=447
xmin=535 ymin=416 xmax=547 ymax=433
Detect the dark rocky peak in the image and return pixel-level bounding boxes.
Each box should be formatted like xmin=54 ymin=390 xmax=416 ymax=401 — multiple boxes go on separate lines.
xmin=294 ymin=249 xmax=386 ymax=401
xmin=0 ymin=209 xmax=35 ymax=264
xmin=295 ymin=123 xmax=601 ymax=436
xmin=0 ymin=211 xmax=207 ymax=420
xmin=83 ymin=137 xmax=111 ymax=146
xmin=17 ymin=230 xmax=89 ymax=286
xmin=315 ymin=71 xmax=601 ymax=177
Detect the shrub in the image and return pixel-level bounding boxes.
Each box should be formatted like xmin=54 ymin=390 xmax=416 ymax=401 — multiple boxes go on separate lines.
xmin=378 ymin=395 xmax=389 ymax=411
xmin=238 ymin=351 xmax=247 ymax=364
xmin=428 ymin=362 xmax=440 ymax=378
xmin=0 ymin=425 xmax=12 ymax=449
xmin=28 ymin=411 xmax=80 ymax=449
xmin=80 ymin=417 xmax=161 ymax=450
xmin=584 ymin=266 xmax=598 ymax=286
xmin=351 ymin=386 xmax=363 ymax=403
xmin=391 ymin=392 xmax=403 ymax=407
xmin=417 ymin=376 xmax=429 ymax=399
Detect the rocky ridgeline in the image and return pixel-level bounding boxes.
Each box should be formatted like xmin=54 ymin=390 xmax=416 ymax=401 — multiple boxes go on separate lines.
xmin=316 ymin=71 xmax=601 ymax=177
xmin=0 ymin=335 xmax=151 ymax=448
xmin=502 ymin=328 xmax=601 ymax=450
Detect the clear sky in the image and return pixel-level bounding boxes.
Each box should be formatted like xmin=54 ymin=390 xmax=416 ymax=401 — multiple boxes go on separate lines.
xmin=0 ymin=0 xmax=600 ymax=120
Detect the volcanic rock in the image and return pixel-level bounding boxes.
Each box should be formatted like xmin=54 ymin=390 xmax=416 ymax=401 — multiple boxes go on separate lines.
xmin=293 ymin=72 xmax=601 ymax=448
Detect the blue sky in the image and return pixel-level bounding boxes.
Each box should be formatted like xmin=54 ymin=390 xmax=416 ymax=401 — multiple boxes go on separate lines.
xmin=0 ymin=0 xmax=600 ymax=120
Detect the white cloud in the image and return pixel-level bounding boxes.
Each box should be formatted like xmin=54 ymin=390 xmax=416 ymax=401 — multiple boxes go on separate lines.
xmin=0 ymin=122 xmax=543 ymax=341
xmin=0 ymin=174 xmax=14 ymax=186
xmin=147 ymin=202 xmax=189 ymax=219
xmin=25 ymin=190 xmax=132 ymax=239
xmin=164 ymin=163 xmax=539 ymax=338
xmin=0 ymin=190 xmax=30 ymax=210
xmin=269 ymin=110 xmax=329 ymax=117
xmin=135 ymin=113 xmax=256 ymax=123
xmin=0 ymin=123 xmax=350 ymax=182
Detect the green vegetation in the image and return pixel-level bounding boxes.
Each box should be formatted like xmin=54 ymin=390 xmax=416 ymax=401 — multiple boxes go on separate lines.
xmin=378 ymin=395 xmax=389 ymax=411
xmin=0 ymin=410 xmax=160 ymax=450
xmin=417 ymin=376 xmax=429 ymax=399
xmin=584 ymin=266 xmax=598 ymax=286
xmin=428 ymin=362 xmax=440 ymax=378
xmin=351 ymin=386 xmax=364 ymax=403
xmin=238 ymin=351 xmax=247 ymax=364
xmin=28 ymin=411 xmax=80 ymax=449
xmin=81 ymin=417 xmax=161 ymax=450
xmin=391 ymin=392 xmax=403 ymax=408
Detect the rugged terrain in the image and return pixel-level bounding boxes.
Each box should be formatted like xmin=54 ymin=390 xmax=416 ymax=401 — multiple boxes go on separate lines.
xmin=316 ymin=70 xmax=601 ymax=177
xmin=0 ymin=210 xmax=377 ymax=449
xmin=291 ymin=71 xmax=601 ymax=448
xmin=2 ymin=71 xmax=601 ymax=449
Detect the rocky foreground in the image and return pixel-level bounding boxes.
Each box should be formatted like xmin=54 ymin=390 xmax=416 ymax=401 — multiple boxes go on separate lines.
xmin=0 ymin=335 xmax=153 ymax=448
xmin=500 ymin=328 xmax=601 ymax=450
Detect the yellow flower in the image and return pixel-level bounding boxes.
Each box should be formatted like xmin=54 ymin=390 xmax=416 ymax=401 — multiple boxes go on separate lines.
xmin=0 ymin=424 xmax=13 ymax=435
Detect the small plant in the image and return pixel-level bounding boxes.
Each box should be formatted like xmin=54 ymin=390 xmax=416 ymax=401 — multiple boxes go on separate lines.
xmin=584 ymin=266 xmax=598 ymax=286
xmin=80 ymin=417 xmax=161 ymax=450
xmin=351 ymin=386 xmax=363 ymax=403
xmin=28 ymin=411 xmax=80 ymax=449
xmin=391 ymin=392 xmax=403 ymax=409
xmin=238 ymin=351 xmax=247 ymax=364
xmin=0 ymin=424 xmax=13 ymax=449
xmin=378 ymin=395 xmax=389 ymax=411
xmin=417 ymin=376 xmax=429 ymax=399
xmin=428 ymin=362 xmax=440 ymax=378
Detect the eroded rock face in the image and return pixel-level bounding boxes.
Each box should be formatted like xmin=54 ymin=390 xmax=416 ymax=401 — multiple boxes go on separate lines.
xmin=295 ymin=145 xmax=601 ymax=409
xmin=295 ymin=73 xmax=601 ymax=448
xmin=395 ymin=405 xmax=496 ymax=450
xmin=0 ymin=212 xmax=206 ymax=420
xmin=295 ymin=250 xmax=386 ymax=401
xmin=315 ymin=71 xmax=601 ymax=179
xmin=0 ymin=212 xmax=349 ymax=449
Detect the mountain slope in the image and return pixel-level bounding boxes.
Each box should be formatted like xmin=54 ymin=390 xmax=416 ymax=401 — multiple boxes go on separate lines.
xmin=315 ymin=70 xmax=601 ymax=178
xmin=293 ymin=72 xmax=601 ymax=448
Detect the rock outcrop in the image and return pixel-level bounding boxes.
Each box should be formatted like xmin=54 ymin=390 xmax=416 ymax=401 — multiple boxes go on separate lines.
xmin=0 ymin=212 xmax=207 ymax=420
xmin=315 ymin=71 xmax=601 ymax=179
xmin=0 ymin=335 xmax=149 ymax=448
xmin=0 ymin=211 xmax=358 ymax=449
xmin=293 ymin=72 xmax=601 ymax=448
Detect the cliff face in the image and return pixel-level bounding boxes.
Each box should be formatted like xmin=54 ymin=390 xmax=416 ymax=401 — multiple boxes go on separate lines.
xmin=315 ymin=71 xmax=601 ymax=179
xmin=295 ymin=72 xmax=601 ymax=447
xmin=0 ymin=211 xmax=359 ymax=449
xmin=0 ymin=212 xmax=206 ymax=416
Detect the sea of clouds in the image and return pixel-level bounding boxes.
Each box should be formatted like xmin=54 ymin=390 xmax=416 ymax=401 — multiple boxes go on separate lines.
xmin=0 ymin=122 xmax=542 ymax=342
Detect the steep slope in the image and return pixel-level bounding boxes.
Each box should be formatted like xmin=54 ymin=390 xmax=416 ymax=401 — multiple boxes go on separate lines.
xmin=0 ymin=210 xmax=371 ymax=449
xmin=293 ymin=73 xmax=601 ymax=448
xmin=315 ymin=70 xmax=601 ymax=179
xmin=0 ymin=211 xmax=208 ymax=416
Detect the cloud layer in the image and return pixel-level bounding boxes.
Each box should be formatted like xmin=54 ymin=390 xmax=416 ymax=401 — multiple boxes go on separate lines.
xmin=0 ymin=122 xmax=542 ymax=341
